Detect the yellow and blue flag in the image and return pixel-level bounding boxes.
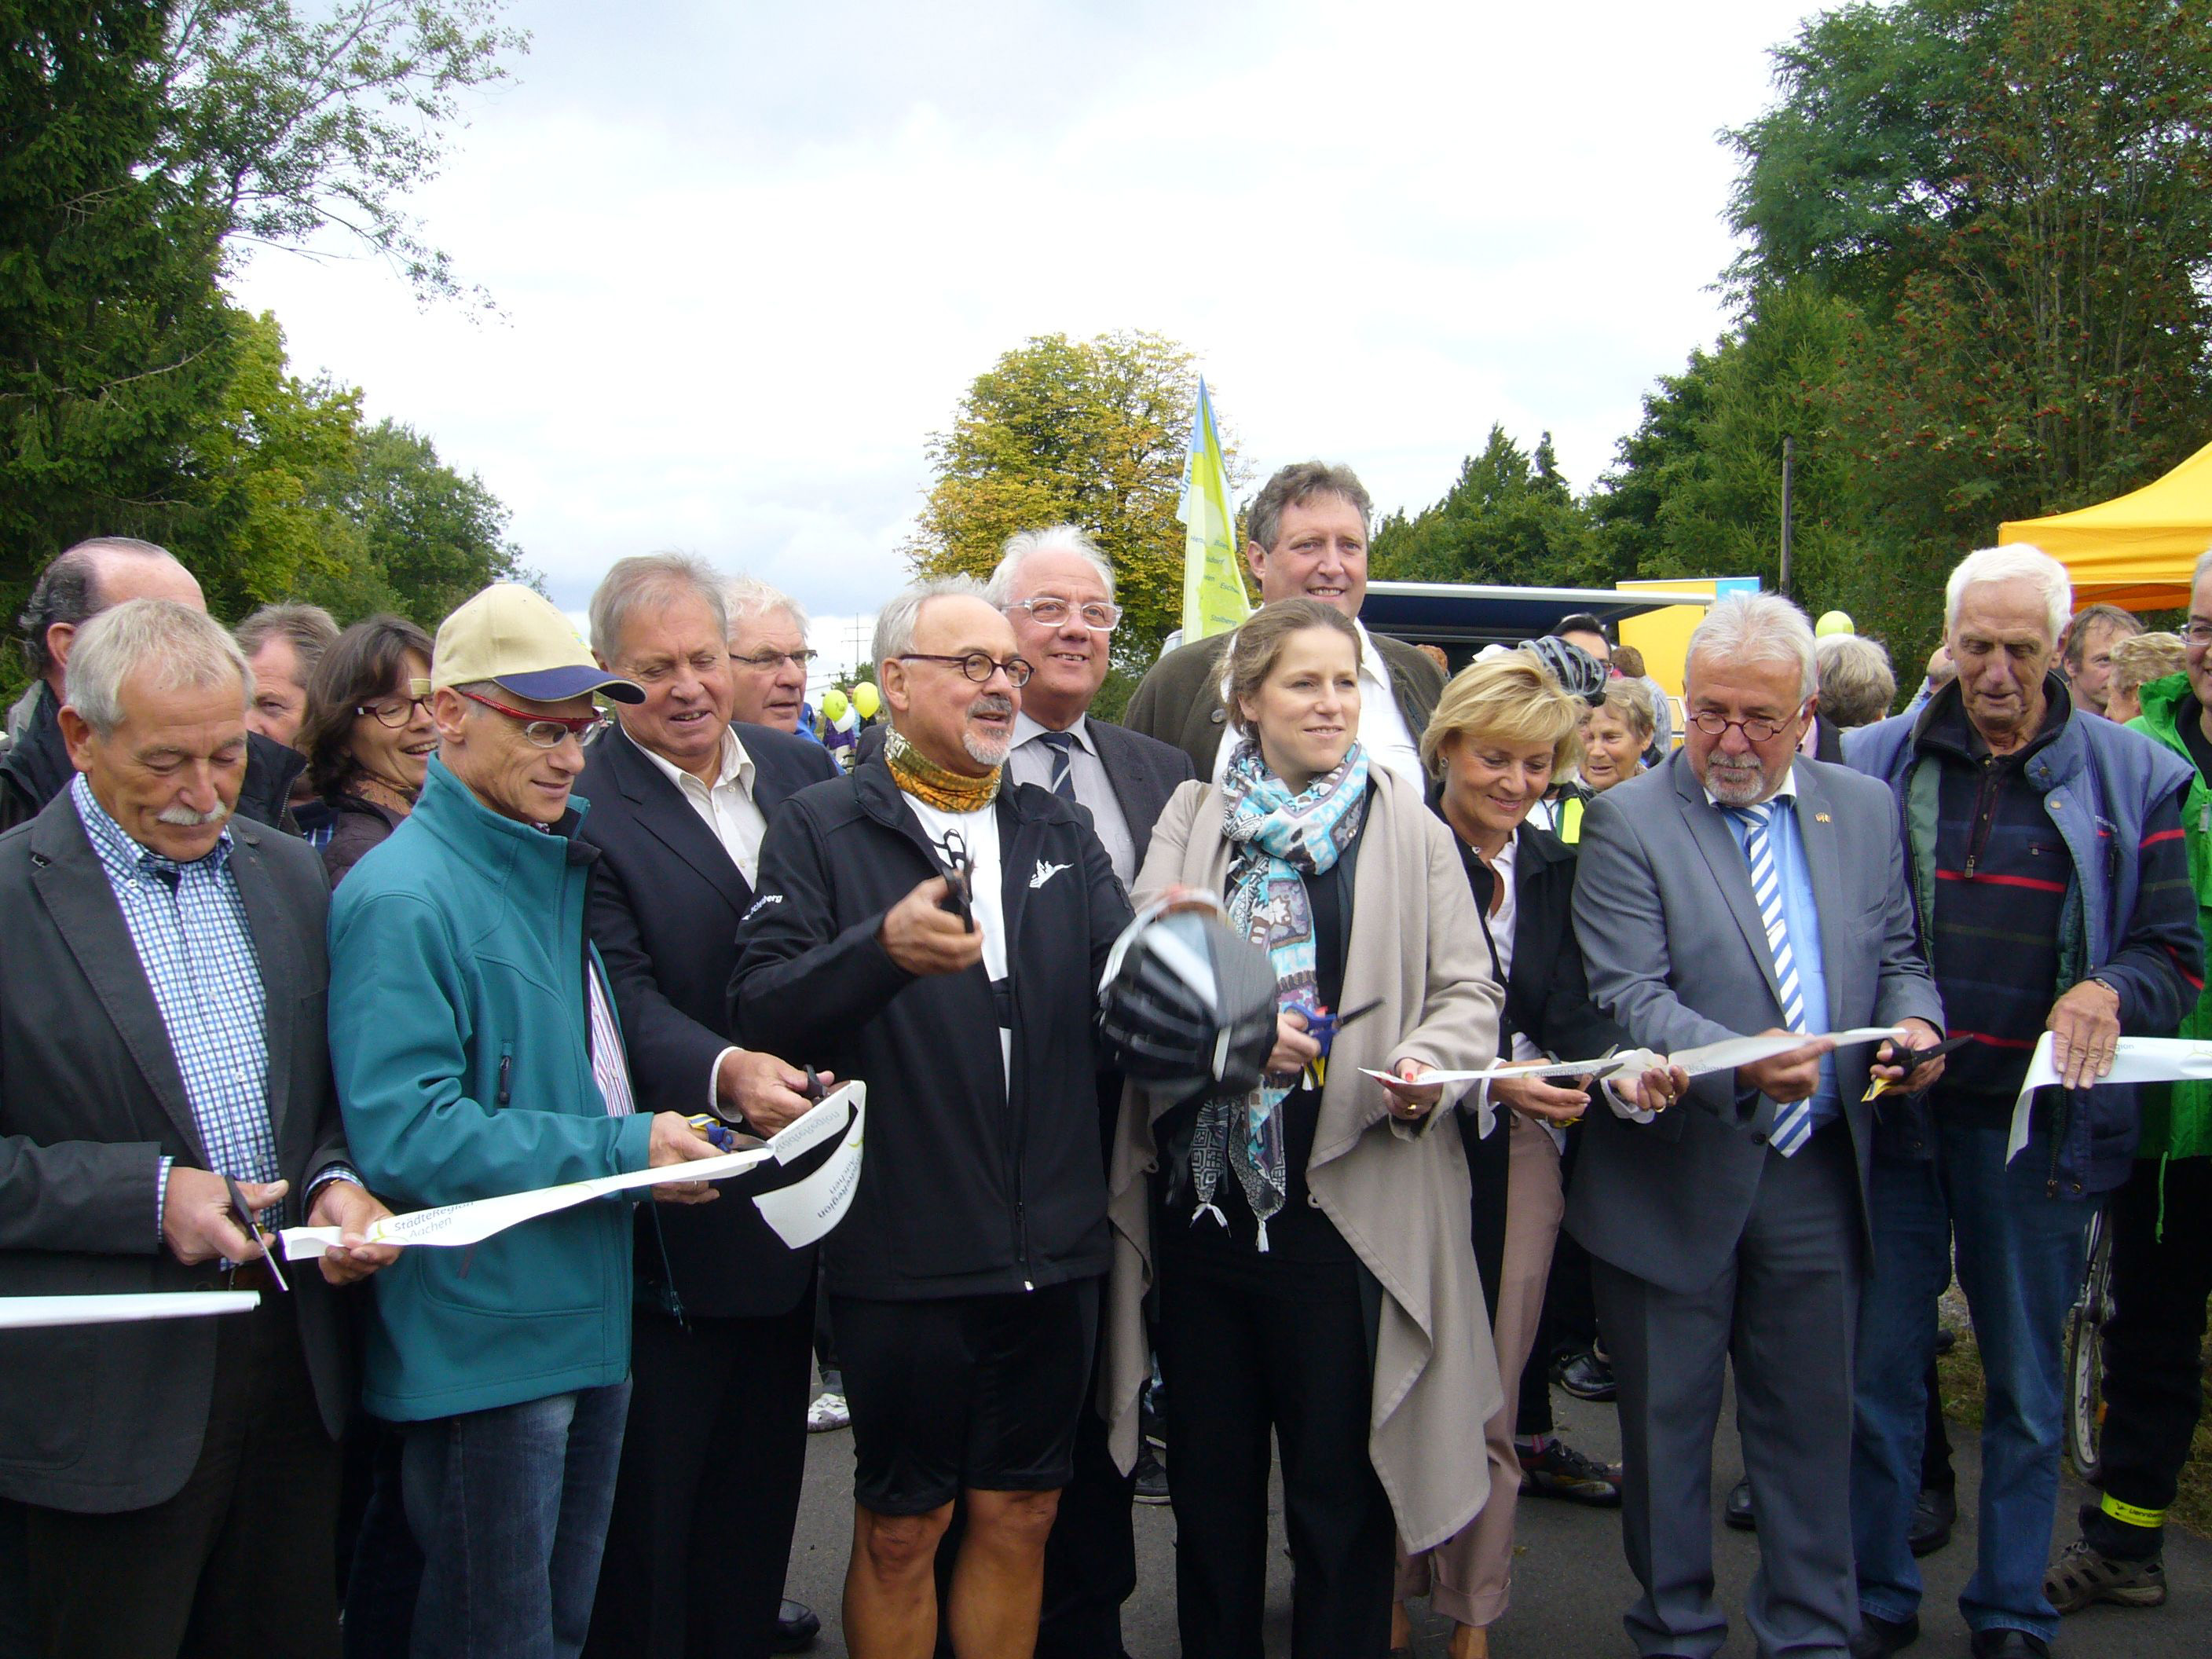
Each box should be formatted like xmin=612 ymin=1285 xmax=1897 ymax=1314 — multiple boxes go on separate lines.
xmin=1177 ymin=378 xmax=1249 ymax=643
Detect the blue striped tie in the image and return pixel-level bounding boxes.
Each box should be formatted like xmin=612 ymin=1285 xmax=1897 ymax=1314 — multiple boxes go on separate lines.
xmin=1036 ymin=731 xmax=1079 ymax=802
xmin=1727 ymin=802 xmax=1814 ymax=1158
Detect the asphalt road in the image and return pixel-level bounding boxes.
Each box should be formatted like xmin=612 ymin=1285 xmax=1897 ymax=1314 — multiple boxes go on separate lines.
xmin=780 ymin=1382 xmax=2209 ymax=1657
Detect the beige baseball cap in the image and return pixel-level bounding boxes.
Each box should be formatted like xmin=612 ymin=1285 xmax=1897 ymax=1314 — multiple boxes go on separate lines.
xmin=430 ymin=584 xmax=643 ymax=705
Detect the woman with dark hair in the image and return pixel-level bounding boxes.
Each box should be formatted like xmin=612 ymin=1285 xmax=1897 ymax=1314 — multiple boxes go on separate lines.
xmin=1105 ymin=598 xmax=1503 ymax=1659
xmin=297 ymin=614 xmax=436 ymax=888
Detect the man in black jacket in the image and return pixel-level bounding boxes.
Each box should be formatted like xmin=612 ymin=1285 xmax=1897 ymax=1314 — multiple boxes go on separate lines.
xmin=575 ymin=555 xmax=834 ymax=1659
xmin=0 ymin=599 xmax=394 ymax=1658
xmin=731 ymin=577 xmax=1133 ymax=1659
xmin=1 ymin=539 xmax=306 ymax=834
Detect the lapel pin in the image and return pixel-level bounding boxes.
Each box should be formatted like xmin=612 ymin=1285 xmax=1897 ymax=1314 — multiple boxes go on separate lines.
xmin=1815 ymin=812 xmax=1831 ymax=823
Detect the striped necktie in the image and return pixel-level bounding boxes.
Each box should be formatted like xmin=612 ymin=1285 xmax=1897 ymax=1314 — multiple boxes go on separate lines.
xmin=1035 ymin=730 xmax=1079 ymax=802
xmin=1727 ymin=801 xmax=1813 ymax=1158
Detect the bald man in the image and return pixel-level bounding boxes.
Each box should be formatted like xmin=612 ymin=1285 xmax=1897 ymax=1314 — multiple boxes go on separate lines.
xmin=0 ymin=539 xmax=307 ymax=833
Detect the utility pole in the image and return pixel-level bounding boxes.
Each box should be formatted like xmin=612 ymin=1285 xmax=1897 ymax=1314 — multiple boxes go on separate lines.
xmin=1778 ymin=436 xmax=1796 ymax=598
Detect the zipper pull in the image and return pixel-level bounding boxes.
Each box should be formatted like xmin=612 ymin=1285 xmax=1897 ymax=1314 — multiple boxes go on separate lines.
xmin=497 ymin=1053 xmax=512 ymax=1106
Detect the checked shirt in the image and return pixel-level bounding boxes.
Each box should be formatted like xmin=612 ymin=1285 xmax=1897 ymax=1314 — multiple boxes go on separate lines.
xmin=72 ymin=776 xmax=283 ymax=1236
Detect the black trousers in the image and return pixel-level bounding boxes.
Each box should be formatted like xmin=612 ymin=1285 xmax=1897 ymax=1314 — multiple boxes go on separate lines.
xmin=1035 ymin=1352 xmax=1137 ymax=1659
xmin=20 ymin=1295 xmax=339 ymax=1659
xmin=2085 ymin=1154 xmax=2212 ymax=1556
xmin=1155 ymin=1247 xmax=1393 ymax=1659
xmin=584 ymin=1295 xmax=815 ymax=1659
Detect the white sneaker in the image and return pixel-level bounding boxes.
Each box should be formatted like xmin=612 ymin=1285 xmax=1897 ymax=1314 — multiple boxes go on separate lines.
xmin=807 ymin=1390 xmax=850 ymax=1433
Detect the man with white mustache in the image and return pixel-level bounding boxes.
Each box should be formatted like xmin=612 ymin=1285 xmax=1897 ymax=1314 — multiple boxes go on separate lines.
xmin=731 ymin=576 xmax=1133 ymax=1659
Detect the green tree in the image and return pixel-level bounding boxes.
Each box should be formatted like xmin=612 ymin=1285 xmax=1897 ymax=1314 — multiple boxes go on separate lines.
xmin=330 ymin=415 xmax=527 ymax=628
xmin=1371 ymin=426 xmax=1604 ymax=588
xmin=909 ymin=331 xmax=1245 ymax=677
xmin=0 ymin=2 xmax=238 ymax=599
xmin=162 ymin=0 xmax=528 ymax=303
xmin=1729 ymin=0 xmax=2212 ymax=524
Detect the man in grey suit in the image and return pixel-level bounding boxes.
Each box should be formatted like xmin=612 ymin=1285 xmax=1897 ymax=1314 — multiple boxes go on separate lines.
xmin=1569 ymin=592 xmax=1947 ymax=1659
xmin=0 ymin=600 xmax=395 ymax=1658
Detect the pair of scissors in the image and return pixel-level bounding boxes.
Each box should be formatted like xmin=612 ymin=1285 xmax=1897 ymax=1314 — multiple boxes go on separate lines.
xmin=1287 ymin=998 xmax=1384 ymax=1090
xmin=224 ymin=1173 xmax=288 ymax=1292
xmin=1862 ymin=1033 xmax=1972 ymax=1102
xmin=932 ymin=830 xmax=976 ymax=934
xmin=685 ymin=1115 xmax=769 ymax=1155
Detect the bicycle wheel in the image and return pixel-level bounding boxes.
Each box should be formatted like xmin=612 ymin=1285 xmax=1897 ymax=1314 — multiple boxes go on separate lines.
xmin=2064 ymin=1206 xmax=2113 ymax=1484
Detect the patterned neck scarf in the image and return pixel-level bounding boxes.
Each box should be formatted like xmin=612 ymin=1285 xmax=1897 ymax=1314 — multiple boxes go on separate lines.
xmin=884 ymin=729 xmax=1001 ymax=813
xmin=1188 ymin=737 xmax=1371 ymax=1250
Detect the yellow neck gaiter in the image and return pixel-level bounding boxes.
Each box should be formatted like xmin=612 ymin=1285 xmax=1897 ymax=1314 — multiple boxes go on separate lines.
xmin=884 ymin=730 xmax=1001 ymax=813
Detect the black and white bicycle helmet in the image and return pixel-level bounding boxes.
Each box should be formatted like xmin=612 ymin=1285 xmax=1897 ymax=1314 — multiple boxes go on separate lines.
xmin=1097 ymin=897 xmax=1278 ymax=1100
xmin=1522 ymin=635 xmax=1610 ymax=708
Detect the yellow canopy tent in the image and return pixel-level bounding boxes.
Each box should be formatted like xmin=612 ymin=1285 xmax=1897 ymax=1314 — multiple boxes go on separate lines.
xmin=1998 ymin=435 xmax=2212 ymax=610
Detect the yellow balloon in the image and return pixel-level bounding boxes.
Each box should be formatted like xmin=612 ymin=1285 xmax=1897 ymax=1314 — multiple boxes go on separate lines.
xmin=821 ymin=689 xmax=848 ymax=722
xmin=1815 ymin=610 xmax=1855 ymax=637
xmin=852 ymin=682 xmax=881 ymax=719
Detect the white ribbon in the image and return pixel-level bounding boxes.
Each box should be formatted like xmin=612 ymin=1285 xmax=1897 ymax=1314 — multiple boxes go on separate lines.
xmin=0 ymin=1291 xmax=261 ymax=1330
xmin=2007 ymin=1035 xmax=2212 ymax=1163
xmin=753 ymin=1092 xmax=866 ymax=1247
xmin=1359 ymin=1026 xmax=1910 ymax=1090
xmin=279 ymin=1083 xmax=865 ymax=1261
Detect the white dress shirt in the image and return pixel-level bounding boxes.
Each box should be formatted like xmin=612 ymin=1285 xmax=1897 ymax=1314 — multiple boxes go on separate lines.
xmin=1007 ymin=712 xmax=1136 ymax=888
xmin=636 ymin=725 xmax=768 ymax=888
xmin=634 ymin=725 xmax=774 ymax=1111
xmin=1212 ymin=617 xmax=1424 ymax=787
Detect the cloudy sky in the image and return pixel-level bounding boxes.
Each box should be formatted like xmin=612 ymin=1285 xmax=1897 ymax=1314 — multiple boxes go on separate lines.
xmin=229 ymin=0 xmax=1823 ymax=676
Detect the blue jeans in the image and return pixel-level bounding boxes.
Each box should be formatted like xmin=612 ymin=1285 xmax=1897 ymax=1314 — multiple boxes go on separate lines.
xmin=401 ymin=1381 xmax=632 ymax=1659
xmin=1851 ymin=1118 xmax=2094 ymax=1642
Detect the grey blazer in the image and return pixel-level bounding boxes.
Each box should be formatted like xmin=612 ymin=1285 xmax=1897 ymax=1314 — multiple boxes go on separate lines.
xmin=1566 ymin=751 xmax=1943 ymax=1294
xmin=0 ymin=793 xmax=355 ymax=1513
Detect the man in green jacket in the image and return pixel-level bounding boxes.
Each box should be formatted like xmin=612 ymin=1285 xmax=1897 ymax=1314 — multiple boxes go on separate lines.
xmin=329 ymin=584 xmax=723 ymax=1658
xmin=2045 ymin=558 xmax=2212 ymax=1615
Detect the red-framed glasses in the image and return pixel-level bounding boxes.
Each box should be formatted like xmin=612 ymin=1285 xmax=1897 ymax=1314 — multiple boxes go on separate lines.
xmin=455 ymin=688 xmax=606 ymax=749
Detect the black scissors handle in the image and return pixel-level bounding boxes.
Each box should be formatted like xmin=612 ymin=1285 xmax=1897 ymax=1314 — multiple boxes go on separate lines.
xmin=224 ymin=1173 xmax=289 ymax=1293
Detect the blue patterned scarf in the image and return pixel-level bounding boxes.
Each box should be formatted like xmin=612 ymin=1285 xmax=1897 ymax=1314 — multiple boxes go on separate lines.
xmin=1189 ymin=738 xmax=1370 ymax=1249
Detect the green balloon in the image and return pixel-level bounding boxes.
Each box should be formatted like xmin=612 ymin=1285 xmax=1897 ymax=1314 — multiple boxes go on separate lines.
xmin=1815 ymin=610 xmax=1855 ymax=637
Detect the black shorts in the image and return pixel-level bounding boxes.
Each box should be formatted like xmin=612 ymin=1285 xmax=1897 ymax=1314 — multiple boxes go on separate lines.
xmin=831 ymin=1277 xmax=1101 ymax=1515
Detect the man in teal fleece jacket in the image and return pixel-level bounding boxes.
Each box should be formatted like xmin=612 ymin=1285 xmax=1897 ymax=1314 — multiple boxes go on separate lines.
xmin=328 ymin=584 xmax=723 ymax=1659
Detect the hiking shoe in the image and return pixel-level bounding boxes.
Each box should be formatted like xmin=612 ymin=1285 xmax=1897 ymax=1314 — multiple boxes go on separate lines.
xmin=1133 ymin=1443 xmax=1170 ymax=1505
xmin=805 ymin=1390 xmax=850 ymax=1434
xmin=1518 ymin=1437 xmax=1622 ymax=1506
xmin=2044 ymin=1537 xmax=2166 ymax=1612
xmin=1555 ymin=1348 xmax=1617 ymax=1402
xmin=1909 ymin=1487 xmax=1955 ymax=1557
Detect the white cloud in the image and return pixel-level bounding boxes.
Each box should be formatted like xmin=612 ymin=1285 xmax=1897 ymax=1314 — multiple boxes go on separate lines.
xmin=228 ymin=0 xmax=1817 ymax=615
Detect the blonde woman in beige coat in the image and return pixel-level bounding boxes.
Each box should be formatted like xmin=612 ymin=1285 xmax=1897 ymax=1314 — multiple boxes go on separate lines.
xmin=1100 ymin=600 xmax=1505 ymax=1659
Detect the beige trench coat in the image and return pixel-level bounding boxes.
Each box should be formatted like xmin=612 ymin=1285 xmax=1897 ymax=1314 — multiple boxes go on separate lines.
xmin=1101 ymin=767 xmax=1506 ymax=1554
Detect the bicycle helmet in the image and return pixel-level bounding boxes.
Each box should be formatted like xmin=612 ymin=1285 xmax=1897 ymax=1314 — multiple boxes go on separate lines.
xmin=1098 ymin=899 xmax=1278 ymax=1100
xmin=1522 ymin=635 xmax=1610 ymax=708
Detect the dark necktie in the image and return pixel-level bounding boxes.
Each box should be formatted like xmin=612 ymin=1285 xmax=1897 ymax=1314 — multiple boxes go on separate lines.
xmin=1035 ymin=731 xmax=1079 ymax=802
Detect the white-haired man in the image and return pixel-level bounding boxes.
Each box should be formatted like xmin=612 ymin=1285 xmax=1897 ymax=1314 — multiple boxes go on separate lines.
xmin=1844 ymin=547 xmax=2200 ymax=1659
xmin=731 ymin=577 xmax=1132 ymax=1659
xmin=1571 ymin=592 xmax=1946 ymax=1659
xmin=725 ymin=576 xmax=815 ymax=733
xmin=0 ymin=599 xmax=394 ymax=1657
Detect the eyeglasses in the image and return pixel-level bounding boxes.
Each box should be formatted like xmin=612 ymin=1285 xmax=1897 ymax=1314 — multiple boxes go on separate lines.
xmin=456 ymin=688 xmax=607 ymax=749
xmin=1686 ymin=703 xmax=1807 ymax=745
xmin=896 ymin=652 xmax=1035 ymax=688
xmin=357 ymin=694 xmax=433 ymax=728
xmin=734 ymin=649 xmax=819 ymax=672
xmin=1007 ymin=597 xmax=1122 ymax=633
xmin=2184 ymin=621 xmax=2212 ymax=646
